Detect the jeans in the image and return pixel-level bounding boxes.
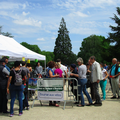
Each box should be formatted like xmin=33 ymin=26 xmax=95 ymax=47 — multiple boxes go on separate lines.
xmin=10 ymin=84 xmax=24 ymax=114
xmin=78 ymin=78 xmax=92 ymax=105
xmin=23 ymin=92 xmax=29 ymax=108
xmin=100 ymin=80 xmax=107 ymax=100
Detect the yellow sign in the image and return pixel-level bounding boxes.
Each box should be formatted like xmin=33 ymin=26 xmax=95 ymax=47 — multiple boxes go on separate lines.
xmin=27 ymin=59 xmax=30 ymax=63
xmin=22 ymin=57 xmax=25 ymax=61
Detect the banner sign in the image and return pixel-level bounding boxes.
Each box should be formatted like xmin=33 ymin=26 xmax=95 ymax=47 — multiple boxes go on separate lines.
xmin=37 ymin=78 xmax=64 ymax=101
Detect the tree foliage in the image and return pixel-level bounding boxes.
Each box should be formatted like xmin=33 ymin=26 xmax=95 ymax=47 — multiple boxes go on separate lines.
xmin=78 ymin=35 xmax=110 ymax=64
xmin=41 ymin=51 xmax=54 ymax=65
xmin=0 ymin=26 xmax=13 ymax=38
xmin=108 ymin=7 xmax=120 ymax=60
xmin=69 ymin=52 xmax=77 ymax=65
xmin=21 ymin=42 xmax=41 ymax=54
xmin=54 ymin=17 xmax=73 ymax=65
xmin=20 ymin=42 xmax=54 ymax=67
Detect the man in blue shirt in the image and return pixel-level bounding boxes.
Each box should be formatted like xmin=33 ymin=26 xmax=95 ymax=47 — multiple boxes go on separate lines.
xmin=110 ymin=58 xmax=120 ymax=99
xmin=104 ymin=64 xmax=108 ymax=70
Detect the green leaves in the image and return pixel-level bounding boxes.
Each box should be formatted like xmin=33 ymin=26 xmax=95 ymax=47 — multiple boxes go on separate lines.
xmin=21 ymin=42 xmax=41 ymax=54
xmin=78 ymin=35 xmax=110 ymax=64
xmin=20 ymin=42 xmax=55 ymax=67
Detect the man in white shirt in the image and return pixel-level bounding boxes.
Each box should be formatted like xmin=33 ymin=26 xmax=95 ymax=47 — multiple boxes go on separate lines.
xmin=90 ymin=56 xmax=102 ymax=106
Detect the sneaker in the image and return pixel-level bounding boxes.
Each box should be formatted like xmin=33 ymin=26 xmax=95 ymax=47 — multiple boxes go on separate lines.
xmin=111 ymin=96 xmax=116 ymax=99
xmin=117 ymin=96 xmax=120 ymax=99
xmin=93 ymin=102 xmax=97 ymax=105
xmin=3 ymin=111 xmax=10 ymax=114
xmin=19 ymin=112 xmax=23 ymax=116
xmin=86 ymin=103 xmax=94 ymax=106
xmin=74 ymin=102 xmax=79 ymax=104
xmin=23 ymin=107 xmax=26 ymax=110
xmin=26 ymin=107 xmax=29 ymax=110
xmin=77 ymin=104 xmax=84 ymax=107
xmin=10 ymin=114 xmax=14 ymax=117
xmin=94 ymin=103 xmax=102 ymax=106
xmin=101 ymin=99 xmax=105 ymax=101
xmin=54 ymin=104 xmax=59 ymax=107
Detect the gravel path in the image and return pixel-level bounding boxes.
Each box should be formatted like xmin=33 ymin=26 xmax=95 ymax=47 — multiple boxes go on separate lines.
xmin=0 ymin=81 xmax=120 ymax=120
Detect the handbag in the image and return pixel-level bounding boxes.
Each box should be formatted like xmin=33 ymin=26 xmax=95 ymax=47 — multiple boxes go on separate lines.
xmin=86 ymin=80 xmax=91 ymax=88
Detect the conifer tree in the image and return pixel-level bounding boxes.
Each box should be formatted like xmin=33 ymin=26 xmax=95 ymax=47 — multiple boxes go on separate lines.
xmin=108 ymin=7 xmax=120 ymax=59
xmin=54 ymin=17 xmax=72 ymax=65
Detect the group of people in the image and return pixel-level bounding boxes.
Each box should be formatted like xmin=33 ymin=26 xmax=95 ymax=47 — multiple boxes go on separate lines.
xmin=0 ymin=57 xmax=33 ymax=117
xmin=46 ymin=57 xmax=120 ymax=107
xmin=70 ymin=56 xmax=120 ymax=107
xmin=0 ymin=56 xmax=120 ymax=117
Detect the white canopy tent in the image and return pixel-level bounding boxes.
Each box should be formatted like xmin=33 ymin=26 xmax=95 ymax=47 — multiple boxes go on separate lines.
xmin=0 ymin=35 xmax=46 ymax=61
xmin=0 ymin=35 xmax=46 ymax=74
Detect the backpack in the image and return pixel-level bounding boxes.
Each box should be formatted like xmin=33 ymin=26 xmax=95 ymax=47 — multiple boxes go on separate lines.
xmin=13 ymin=69 xmax=22 ymax=86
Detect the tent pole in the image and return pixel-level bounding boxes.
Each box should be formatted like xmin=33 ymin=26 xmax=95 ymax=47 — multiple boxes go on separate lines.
xmin=44 ymin=59 xmax=46 ymax=75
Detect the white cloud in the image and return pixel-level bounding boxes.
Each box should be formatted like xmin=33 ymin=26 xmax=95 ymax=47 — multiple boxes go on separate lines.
xmin=22 ymin=11 xmax=30 ymax=16
xmin=68 ymin=11 xmax=88 ymax=17
xmin=11 ymin=28 xmax=39 ymax=35
xmin=0 ymin=11 xmax=8 ymax=16
xmin=44 ymin=23 xmax=59 ymax=30
xmin=13 ymin=18 xmax=42 ymax=27
xmin=76 ymin=11 xmax=88 ymax=17
xmin=22 ymin=3 xmax=27 ymax=9
xmin=37 ymin=38 xmax=45 ymax=41
xmin=0 ymin=2 xmax=28 ymax=10
xmin=0 ymin=11 xmax=20 ymax=20
xmin=74 ymin=21 xmax=97 ymax=28
xmin=51 ymin=37 xmax=56 ymax=40
xmin=70 ymin=27 xmax=100 ymax=35
xmin=54 ymin=0 xmax=118 ymax=10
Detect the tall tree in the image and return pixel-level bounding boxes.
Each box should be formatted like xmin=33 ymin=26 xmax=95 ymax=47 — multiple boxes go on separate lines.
xmin=108 ymin=7 xmax=120 ymax=60
xmin=78 ymin=35 xmax=110 ymax=64
xmin=0 ymin=26 xmax=13 ymax=38
xmin=54 ymin=17 xmax=72 ymax=65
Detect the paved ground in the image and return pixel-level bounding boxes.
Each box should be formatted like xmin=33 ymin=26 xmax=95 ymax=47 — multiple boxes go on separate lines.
xmin=0 ymin=81 xmax=120 ymax=120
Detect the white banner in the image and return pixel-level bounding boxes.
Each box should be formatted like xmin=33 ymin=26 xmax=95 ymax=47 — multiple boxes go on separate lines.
xmin=37 ymin=79 xmax=64 ymax=101
xmin=38 ymin=91 xmax=64 ymax=101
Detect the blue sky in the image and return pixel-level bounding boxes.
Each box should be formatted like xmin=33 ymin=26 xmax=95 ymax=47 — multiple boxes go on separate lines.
xmin=0 ymin=0 xmax=120 ymax=54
